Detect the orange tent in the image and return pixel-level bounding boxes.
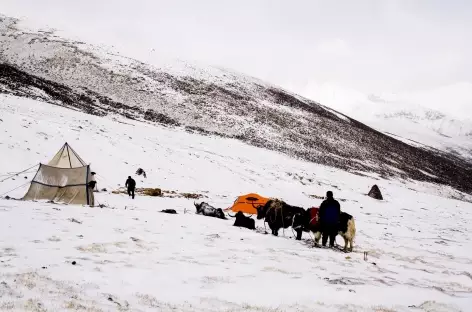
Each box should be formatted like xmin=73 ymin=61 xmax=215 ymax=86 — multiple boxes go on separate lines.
xmin=227 ymin=193 xmax=269 ymax=214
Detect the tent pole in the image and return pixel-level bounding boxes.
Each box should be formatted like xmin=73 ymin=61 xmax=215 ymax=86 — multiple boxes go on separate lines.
xmin=49 ymin=144 xmax=66 ymax=167
xmin=67 ymin=144 xmax=87 ymax=166
xmin=30 ymin=163 xmax=42 ymax=201
xmin=66 ymin=144 xmax=73 ymax=168
xmin=85 ymin=165 xmax=90 ymax=206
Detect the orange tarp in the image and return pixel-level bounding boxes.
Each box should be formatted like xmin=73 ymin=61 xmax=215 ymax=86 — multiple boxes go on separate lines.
xmin=228 ymin=193 xmax=269 ymax=214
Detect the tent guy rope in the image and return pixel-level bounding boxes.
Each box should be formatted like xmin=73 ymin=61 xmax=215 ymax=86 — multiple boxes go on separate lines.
xmin=0 ymin=164 xmax=38 ymax=183
xmin=0 ymin=180 xmax=31 ymax=197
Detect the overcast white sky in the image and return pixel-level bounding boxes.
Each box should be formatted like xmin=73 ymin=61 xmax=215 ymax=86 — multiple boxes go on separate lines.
xmin=1 ymin=0 xmax=471 ymax=118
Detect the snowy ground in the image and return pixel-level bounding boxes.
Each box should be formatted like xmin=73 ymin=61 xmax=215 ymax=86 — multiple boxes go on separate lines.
xmin=1 ymin=95 xmax=472 ymax=311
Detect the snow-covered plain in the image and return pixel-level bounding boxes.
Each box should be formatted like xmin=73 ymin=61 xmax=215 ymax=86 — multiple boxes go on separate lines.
xmin=1 ymin=94 xmax=472 ymax=311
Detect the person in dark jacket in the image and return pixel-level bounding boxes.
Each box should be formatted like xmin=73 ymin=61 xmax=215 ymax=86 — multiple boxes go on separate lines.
xmin=318 ymin=191 xmax=341 ymax=248
xmin=125 ymin=176 xmax=136 ymax=199
xmin=88 ymin=172 xmax=97 ymax=191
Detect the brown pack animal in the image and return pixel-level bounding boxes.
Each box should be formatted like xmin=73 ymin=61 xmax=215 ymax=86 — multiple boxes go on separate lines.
xmin=291 ymin=207 xmax=321 ymax=241
xmin=255 ymin=199 xmax=305 ymax=236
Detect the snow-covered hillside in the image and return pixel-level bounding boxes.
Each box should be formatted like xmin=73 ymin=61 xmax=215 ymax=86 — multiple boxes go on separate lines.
xmin=1 ymin=94 xmax=472 ymax=311
xmin=1 ymin=14 xmax=472 ymax=196
xmin=307 ymin=85 xmax=472 ymax=160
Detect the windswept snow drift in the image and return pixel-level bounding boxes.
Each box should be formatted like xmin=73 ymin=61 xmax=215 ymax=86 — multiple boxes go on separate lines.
xmin=1 ymin=95 xmax=472 ymax=311
xmin=1 ymin=15 xmax=472 ymax=195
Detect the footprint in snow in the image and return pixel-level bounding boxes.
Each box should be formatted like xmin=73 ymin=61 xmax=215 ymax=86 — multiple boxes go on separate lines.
xmin=47 ymin=236 xmax=61 ymax=242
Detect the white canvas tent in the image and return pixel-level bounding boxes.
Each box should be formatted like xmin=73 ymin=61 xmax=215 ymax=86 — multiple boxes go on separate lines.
xmin=23 ymin=143 xmax=95 ymax=206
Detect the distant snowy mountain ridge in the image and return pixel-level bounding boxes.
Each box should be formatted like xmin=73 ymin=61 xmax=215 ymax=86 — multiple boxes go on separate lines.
xmin=311 ymin=88 xmax=472 ymax=160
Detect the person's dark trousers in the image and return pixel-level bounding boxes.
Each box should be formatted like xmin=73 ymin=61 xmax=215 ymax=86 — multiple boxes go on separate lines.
xmin=127 ymin=188 xmax=135 ymax=199
xmin=322 ymin=224 xmax=337 ymax=247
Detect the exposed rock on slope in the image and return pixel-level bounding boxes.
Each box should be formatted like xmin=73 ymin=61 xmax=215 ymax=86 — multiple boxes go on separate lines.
xmin=1 ymin=15 xmax=471 ymax=194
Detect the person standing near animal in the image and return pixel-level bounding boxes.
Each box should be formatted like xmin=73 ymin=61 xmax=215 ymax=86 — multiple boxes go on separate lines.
xmin=318 ymin=191 xmax=340 ymax=248
xmin=125 ymin=176 xmax=136 ymax=199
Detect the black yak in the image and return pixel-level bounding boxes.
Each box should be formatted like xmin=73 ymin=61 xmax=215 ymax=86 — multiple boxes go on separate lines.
xmin=194 ymin=202 xmax=226 ymax=220
xmin=229 ymin=211 xmax=255 ymax=230
xmin=255 ymin=199 xmax=304 ymax=236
